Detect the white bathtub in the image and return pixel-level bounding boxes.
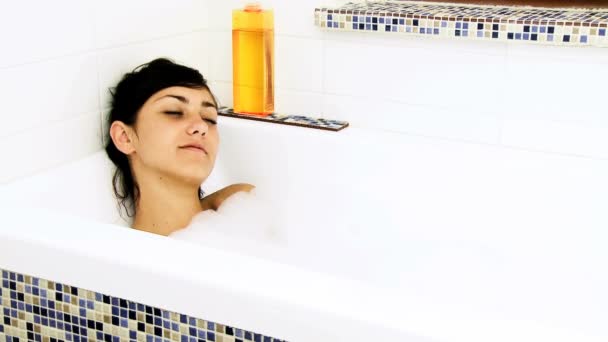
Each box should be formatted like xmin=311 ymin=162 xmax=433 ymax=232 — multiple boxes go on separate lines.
xmin=1 ymin=115 xmax=607 ymax=342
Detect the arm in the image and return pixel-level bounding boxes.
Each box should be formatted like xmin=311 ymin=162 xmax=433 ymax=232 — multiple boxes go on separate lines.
xmin=200 ymin=183 xmax=256 ymax=211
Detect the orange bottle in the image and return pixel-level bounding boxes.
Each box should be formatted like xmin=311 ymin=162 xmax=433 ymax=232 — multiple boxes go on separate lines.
xmin=232 ymin=2 xmax=274 ymax=116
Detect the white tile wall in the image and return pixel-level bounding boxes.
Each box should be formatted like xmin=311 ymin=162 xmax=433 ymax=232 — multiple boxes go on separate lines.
xmin=323 ymin=93 xmax=502 ymax=144
xmin=323 ymin=39 xmax=507 ymax=109
xmin=501 ymin=44 xmax=608 ymax=159
xmin=0 ymin=1 xmax=95 ymax=68
xmin=0 ymin=1 xmax=211 ymax=184
xmin=208 ymin=31 xmax=234 ymax=83
xmin=1 ymin=0 xmax=607 ymax=184
xmin=208 ymin=81 xmax=234 ymax=109
xmin=275 ymin=36 xmax=324 ymax=92
xmin=92 ymin=0 xmax=209 ymax=49
xmin=96 ymin=31 xmax=211 ymax=109
xmin=317 ymin=29 xmax=606 ymax=159
xmin=504 ymin=45 xmax=608 ymax=125
xmin=275 ymin=89 xmax=324 ymax=117
xmin=0 ymin=54 xmax=99 ymax=137
xmin=0 ymin=111 xmax=102 ymax=183
xmin=501 ymin=118 xmax=608 ymax=159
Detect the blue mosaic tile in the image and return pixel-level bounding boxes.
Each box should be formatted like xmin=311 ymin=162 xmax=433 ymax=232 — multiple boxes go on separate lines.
xmin=1 ymin=268 xmax=288 ymax=341
xmin=315 ymin=1 xmax=608 ymax=47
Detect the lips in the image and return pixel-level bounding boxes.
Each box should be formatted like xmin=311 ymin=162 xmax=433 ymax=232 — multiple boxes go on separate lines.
xmin=180 ymin=144 xmax=207 ymax=155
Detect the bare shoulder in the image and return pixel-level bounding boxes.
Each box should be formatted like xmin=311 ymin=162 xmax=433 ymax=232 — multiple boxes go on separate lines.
xmin=200 ymin=183 xmax=256 ymax=211
xmin=222 ymin=183 xmax=256 ymax=193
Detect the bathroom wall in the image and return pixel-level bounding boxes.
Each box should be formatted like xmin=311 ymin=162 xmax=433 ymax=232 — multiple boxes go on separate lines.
xmin=1 ymin=0 xmax=606 ymax=184
xmin=207 ymin=0 xmax=608 ymax=160
xmin=0 ymin=0 xmax=211 ymax=183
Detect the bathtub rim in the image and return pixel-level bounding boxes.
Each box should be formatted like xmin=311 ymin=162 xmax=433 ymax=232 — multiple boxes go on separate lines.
xmin=0 ymin=205 xmax=436 ymax=342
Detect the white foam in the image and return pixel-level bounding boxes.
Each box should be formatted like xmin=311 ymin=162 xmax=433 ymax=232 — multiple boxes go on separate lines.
xmin=169 ymin=187 xmax=288 ymax=262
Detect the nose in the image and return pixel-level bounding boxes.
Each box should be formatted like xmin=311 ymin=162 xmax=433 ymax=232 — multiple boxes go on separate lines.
xmin=186 ymin=116 xmax=208 ymax=136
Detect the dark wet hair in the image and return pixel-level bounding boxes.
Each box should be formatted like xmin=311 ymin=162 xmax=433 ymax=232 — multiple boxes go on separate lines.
xmin=104 ymin=58 xmax=214 ymax=218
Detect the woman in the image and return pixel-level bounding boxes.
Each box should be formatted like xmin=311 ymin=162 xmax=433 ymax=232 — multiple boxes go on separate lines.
xmin=105 ymin=58 xmax=254 ymax=236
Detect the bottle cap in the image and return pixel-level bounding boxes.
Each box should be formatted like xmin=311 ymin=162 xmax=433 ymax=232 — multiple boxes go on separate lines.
xmin=244 ymin=2 xmax=262 ymax=12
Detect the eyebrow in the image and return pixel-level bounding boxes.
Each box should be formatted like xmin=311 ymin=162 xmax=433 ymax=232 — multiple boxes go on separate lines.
xmin=157 ymin=94 xmax=217 ymax=109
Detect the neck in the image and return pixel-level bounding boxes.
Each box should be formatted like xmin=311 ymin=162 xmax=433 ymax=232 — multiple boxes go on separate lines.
xmin=131 ymin=171 xmax=202 ymax=236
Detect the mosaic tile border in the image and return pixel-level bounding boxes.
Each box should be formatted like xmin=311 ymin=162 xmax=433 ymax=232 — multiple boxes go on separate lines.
xmin=1 ymin=268 xmax=287 ymax=342
xmin=218 ymin=107 xmax=349 ymax=132
xmin=314 ymin=1 xmax=608 ymax=47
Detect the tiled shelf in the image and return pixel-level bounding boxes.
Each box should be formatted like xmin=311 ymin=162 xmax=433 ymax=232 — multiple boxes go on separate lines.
xmin=218 ymin=107 xmax=349 ymax=132
xmin=314 ymin=0 xmax=608 ymax=47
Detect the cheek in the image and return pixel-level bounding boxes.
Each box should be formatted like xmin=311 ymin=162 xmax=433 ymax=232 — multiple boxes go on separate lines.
xmin=136 ymin=123 xmax=177 ymax=159
xmin=209 ymin=132 xmax=220 ymax=156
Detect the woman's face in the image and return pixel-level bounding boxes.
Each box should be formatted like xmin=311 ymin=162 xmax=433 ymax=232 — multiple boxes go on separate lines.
xmin=129 ymin=86 xmax=219 ymax=187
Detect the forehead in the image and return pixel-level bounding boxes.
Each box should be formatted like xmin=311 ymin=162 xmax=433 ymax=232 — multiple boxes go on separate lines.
xmin=150 ymin=86 xmax=214 ymax=103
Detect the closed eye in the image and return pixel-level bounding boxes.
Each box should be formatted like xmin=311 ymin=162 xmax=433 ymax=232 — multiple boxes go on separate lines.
xmin=164 ymin=110 xmax=216 ymax=125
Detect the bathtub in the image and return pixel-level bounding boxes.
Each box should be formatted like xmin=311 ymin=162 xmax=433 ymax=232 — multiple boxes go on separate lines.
xmin=1 ymin=115 xmax=607 ymax=342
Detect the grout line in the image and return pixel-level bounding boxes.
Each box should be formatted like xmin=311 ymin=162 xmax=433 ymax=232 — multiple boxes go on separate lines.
xmin=369 ymin=124 xmax=608 ymax=162
xmin=92 ymin=27 xmax=209 ymax=51
xmin=495 ymin=50 xmax=508 ymax=146
xmin=0 ymin=29 xmax=209 ymax=72
xmin=210 ymin=81 xmax=608 ymax=131
xmin=0 ymin=111 xmax=100 ymax=139
xmin=206 ymin=27 xmax=325 ymax=40
xmin=89 ymin=0 xmax=106 ymax=149
xmin=206 ymin=81 xmax=608 ymax=162
xmin=321 ymin=30 xmax=511 ymax=56
xmin=321 ymin=31 xmax=327 ymax=117
xmin=0 ymin=112 xmax=105 ymax=184
xmin=208 ymin=81 xmax=508 ymax=118
xmin=96 ymin=58 xmax=107 ymax=148
xmin=312 ymin=90 xmax=490 ymax=114
xmin=210 ymin=80 xmax=329 ymax=98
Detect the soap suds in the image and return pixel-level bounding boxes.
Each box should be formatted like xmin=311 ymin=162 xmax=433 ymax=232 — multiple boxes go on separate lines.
xmin=169 ymin=187 xmax=287 ymax=261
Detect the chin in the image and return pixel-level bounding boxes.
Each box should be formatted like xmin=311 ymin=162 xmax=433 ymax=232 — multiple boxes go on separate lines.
xmin=179 ymin=168 xmax=211 ymax=185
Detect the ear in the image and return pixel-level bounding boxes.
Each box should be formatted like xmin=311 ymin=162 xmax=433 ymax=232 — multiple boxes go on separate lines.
xmin=109 ymin=121 xmax=136 ymax=155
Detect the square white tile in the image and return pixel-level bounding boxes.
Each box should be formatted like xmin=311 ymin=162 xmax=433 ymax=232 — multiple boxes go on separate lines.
xmin=275 ymin=35 xmax=324 ymax=93
xmin=0 ymin=111 xmax=102 ymax=184
xmin=323 ymin=93 xmax=501 ymax=144
xmin=93 ymin=0 xmax=209 ymax=49
xmin=323 ymin=39 xmax=507 ymax=110
xmin=0 ymin=54 xmax=99 ymax=138
xmin=96 ymin=31 xmax=210 ymax=110
xmin=0 ymin=1 xmax=95 ymax=68
xmin=275 ymin=88 xmax=324 ymax=117
xmin=501 ymin=118 xmax=608 ymax=159
xmin=207 ymin=81 xmax=233 ymax=108
xmin=504 ymin=52 xmax=608 ymax=127
xmin=208 ymin=31 xmax=233 ymax=83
